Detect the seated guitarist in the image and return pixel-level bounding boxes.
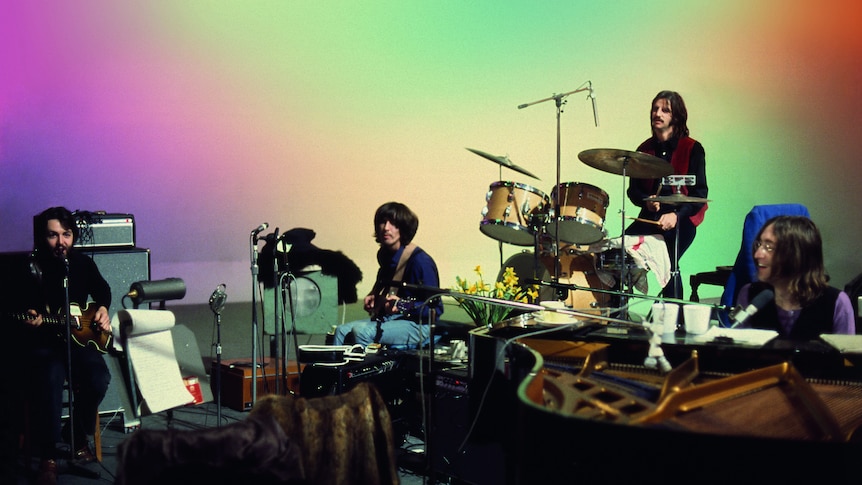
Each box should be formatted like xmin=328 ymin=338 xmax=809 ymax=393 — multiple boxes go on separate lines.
xmin=20 ymin=207 xmax=113 ymax=482
xmin=333 ymin=202 xmax=443 ymax=348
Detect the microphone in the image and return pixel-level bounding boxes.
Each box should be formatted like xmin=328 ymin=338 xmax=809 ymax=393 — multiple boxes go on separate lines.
xmin=730 ymin=289 xmax=774 ymax=328
xmin=588 ymin=82 xmax=599 ymax=127
xmin=128 ymin=278 xmax=187 ymax=305
xmin=209 ymin=283 xmax=227 ymax=314
xmin=251 ymin=222 xmax=269 ymax=238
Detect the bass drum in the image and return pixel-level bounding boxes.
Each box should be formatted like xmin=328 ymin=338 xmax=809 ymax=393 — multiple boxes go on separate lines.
xmin=501 ymin=251 xmax=610 ymax=313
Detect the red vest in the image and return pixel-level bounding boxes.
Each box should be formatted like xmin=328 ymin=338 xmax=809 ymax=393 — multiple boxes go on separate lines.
xmin=637 ymin=136 xmax=708 ymax=226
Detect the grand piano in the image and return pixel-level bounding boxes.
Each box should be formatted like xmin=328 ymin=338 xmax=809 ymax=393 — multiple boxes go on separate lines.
xmin=465 ymin=313 xmax=862 ymax=484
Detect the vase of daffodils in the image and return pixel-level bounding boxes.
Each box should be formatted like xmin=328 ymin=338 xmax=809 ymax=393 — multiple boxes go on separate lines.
xmin=453 ymin=266 xmax=538 ymax=327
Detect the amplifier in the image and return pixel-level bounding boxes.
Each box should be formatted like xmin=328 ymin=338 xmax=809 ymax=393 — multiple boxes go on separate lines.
xmin=300 ymin=354 xmax=403 ymax=398
xmin=214 ymin=358 xmax=303 ymax=412
xmin=75 ymin=212 xmax=136 ymax=248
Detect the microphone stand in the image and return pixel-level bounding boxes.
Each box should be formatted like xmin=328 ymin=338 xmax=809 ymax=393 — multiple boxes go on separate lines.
xmin=270 ymin=229 xmax=281 ymax=396
xmin=209 ymin=286 xmax=226 ymax=427
xmin=62 ymin=257 xmax=99 ymax=479
xmin=518 ymin=84 xmax=592 ymax=293
xmin=279 ymin=261 xmax=299 ymax=395
xmin=61 ymin=258 xmax=77 ymax=462
xmin=249 ymin=227 xmax=265 ymax=407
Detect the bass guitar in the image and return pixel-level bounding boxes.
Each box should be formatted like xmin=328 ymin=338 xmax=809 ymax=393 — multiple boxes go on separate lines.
xmin=9 ymin=302 xmax=112 ymax=353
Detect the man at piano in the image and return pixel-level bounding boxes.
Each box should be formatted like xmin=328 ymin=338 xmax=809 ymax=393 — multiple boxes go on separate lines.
xmin=734 ymin=215 xmax=855 ymax=338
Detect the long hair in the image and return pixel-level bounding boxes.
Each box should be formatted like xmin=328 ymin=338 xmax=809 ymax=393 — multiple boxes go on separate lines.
xmin=373 ymin=202 xmax=418 ymax=246
xmin=652 ymin=90 xmax=689 ymax=141
xmin=33 ymin=206 xmax=79 ymax=254
xmin=754 ymin=215 xmax=828 ymax=306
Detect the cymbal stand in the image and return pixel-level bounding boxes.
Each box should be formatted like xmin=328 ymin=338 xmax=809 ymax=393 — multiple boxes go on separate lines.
xmin=517 ymin=84 xmax=591 ymax=291
xmin=618 ymin=160 xmax=632 ymax=320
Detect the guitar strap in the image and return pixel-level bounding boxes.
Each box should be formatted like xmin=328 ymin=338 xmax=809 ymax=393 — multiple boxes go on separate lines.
xmin=388 ymin=243 xmax=416 ymax=296
xmin=374 ymin=243 xmax=417 ymax=341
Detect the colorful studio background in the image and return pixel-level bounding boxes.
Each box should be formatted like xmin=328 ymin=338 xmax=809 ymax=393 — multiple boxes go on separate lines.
xmin=2 ymin=1 xmax=860 ymax=310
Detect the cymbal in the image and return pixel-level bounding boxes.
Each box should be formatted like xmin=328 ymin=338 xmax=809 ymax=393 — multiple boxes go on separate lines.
xmin=466 ymin=147 xmax=540 ymax=180
xmin=648 ymin=194 xmax=711 ymax=204
xmin=578 ymin=148 xmax=673 ymax=179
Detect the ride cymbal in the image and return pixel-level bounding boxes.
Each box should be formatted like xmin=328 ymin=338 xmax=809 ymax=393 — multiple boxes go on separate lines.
xmin=467 ymin=147 xmax=540 ymax=180
xmin=578 ymin=148 xmax=673 ymax=179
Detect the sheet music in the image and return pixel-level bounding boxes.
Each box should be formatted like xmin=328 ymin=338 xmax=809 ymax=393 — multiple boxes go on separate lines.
xmin=821 ymin=334 xmax=862 ymax=354
xmin=116 ymin=310 xmax=194 ymax=413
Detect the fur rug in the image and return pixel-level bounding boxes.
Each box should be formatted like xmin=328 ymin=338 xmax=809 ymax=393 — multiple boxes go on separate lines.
xmin=250 ymin=382 xmax=399 ymax=485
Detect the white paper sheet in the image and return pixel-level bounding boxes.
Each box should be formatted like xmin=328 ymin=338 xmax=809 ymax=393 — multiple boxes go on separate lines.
xmin=114 ymin=309 xmax=194 ymax=413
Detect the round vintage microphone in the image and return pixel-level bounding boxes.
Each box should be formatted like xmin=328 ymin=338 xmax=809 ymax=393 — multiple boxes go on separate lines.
xmin=209 ymin=283 xmax=227 ymax=314
xmin=128 ymin=278 xmax=187 ymax=306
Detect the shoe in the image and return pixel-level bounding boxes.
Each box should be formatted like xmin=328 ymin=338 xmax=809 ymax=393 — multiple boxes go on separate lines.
xmin=74 ymin=445 xmax=97 ymax=464
xmin=35 ymin=459 xmax=57 ymax=485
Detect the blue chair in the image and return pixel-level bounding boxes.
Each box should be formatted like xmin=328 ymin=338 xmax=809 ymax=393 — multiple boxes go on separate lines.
xmin=718 ymin=204 xmax=810 ymax=325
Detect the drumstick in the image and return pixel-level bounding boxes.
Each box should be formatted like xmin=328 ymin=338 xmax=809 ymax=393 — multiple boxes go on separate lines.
xmin=626 ymin=216 xmax=662 ymax=226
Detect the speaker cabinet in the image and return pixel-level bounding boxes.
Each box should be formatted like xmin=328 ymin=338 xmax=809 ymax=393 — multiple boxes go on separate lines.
xmin=432 ymin=368 xmax=505 ymax=484
xmin=263 ymin=270 xmax=338 ymax=335
xmin=82 ymin=247 xmax=151 ymax=416
xmin=83 ymin=247 xmax=151 ymax=316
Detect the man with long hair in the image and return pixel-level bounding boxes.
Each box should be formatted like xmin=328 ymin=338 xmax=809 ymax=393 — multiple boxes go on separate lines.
xmin=625 ymin=90 xmax=708 ymax=299
xmin=333 ymin=202 xmax=443 ymax=348
xmin=735 ymin=215 xmax=854 ymax=338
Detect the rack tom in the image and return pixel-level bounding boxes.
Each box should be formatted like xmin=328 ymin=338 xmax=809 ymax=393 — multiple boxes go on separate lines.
xmin=481 ymin=181 xmax=549 ymax=246
xmin=546 ymin=182 xmax=609 ymax=245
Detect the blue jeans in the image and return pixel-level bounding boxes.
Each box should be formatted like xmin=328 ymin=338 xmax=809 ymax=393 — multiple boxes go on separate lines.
xmin=333 ymin=315 xmax=430 ymax=348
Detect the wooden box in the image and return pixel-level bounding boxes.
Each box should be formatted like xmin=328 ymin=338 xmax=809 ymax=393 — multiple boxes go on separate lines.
xmin=212 ymin=358 xmax=302 ymax=411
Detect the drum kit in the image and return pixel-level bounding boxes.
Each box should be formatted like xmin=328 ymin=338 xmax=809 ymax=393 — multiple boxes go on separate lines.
xmin=472 ymin=146 xmax=710 ymax=313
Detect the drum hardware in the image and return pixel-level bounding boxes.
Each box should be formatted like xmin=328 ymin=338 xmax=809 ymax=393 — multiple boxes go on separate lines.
xmin=578 ymin=148 xmax=674 ymax=319
xmin=641 ymin=178 xmax=710 ymax=297
xmin=466 ymin=147 xmax=540 ymax=180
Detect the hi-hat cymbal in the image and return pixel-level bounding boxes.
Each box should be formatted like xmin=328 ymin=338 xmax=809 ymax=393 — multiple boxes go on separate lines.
xmin=649 ymin=194 xmax=711 ymax=204
xmin=578 ymin=148 xmax=673 ymax=179
xmin=466 ymin=147 xmax=540 ymax=180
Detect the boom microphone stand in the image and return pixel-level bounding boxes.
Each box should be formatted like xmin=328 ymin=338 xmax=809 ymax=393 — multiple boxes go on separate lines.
xmin=518 ymin=82 xmax=597 ymax=295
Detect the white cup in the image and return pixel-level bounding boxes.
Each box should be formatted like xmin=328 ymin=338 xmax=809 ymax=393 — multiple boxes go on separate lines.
xmin=651 ymin=302 xmax=679 ymax=334
xmin=683 ymin=304 xmax=712 ymax=335
xmin=540 ymin=300 xmax=568 ymax=323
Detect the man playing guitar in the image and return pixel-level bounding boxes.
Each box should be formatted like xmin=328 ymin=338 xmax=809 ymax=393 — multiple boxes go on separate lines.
xmin=333 ymin=202 xmax=443 ymax=348
xmin=21 ymin=207 xmax=113 ymax=483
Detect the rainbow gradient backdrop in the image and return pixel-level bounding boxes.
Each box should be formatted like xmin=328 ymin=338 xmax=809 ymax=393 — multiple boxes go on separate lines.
xmin=2 ymin=1 xmax=860 ymax=305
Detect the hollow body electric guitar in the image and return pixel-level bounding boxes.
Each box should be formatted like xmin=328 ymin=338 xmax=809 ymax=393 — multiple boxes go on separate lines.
xmin=10 ymin=302 xmax=112 ymax=353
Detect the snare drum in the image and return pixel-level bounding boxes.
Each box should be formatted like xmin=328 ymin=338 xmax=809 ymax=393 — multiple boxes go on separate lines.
xmin=481 ymin=181 xmax=549 ymax=246
xmin=546 ymin=182 xmax=609 ymax=245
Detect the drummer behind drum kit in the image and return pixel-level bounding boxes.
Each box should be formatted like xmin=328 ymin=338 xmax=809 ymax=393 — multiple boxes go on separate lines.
xmin=469 ymin=147 xmax=710 ymax=315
